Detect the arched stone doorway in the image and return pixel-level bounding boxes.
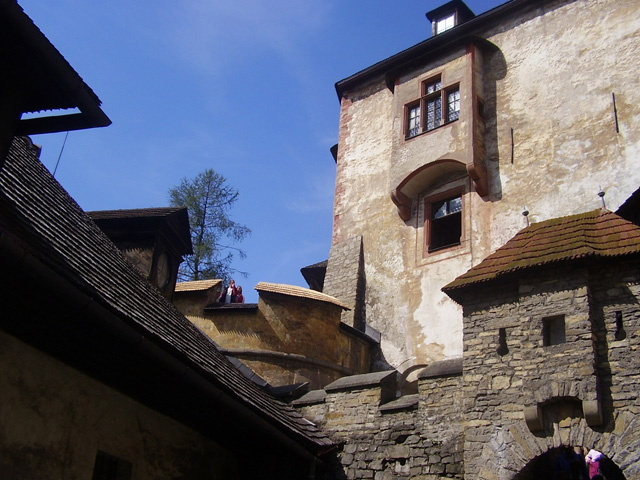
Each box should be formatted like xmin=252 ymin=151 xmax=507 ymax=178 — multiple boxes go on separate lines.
xmin=513 ymin=446 xmax=626 ymax=480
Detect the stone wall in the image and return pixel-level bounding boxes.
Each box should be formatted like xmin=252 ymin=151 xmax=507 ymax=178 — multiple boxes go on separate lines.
xmin=324 ymin=235 xmax=366 ymax=330
xmin=459 ymin=261 xmax=640 ymax=479
xmin=295 ymin=365 xmax=464 ymax=479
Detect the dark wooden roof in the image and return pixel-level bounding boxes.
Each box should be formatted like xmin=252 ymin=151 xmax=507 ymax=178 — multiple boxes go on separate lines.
xmin=300 ymin=259 xmax=327 ymax=292
xmin=0 ymin=136 xmax=333 ymax=453
xmin=89 ymin=207 xmax=186 ymax=220
xmin=443 ymin=209 xmax=640 ymax=297
xmin=1 ymin=0 xmax=110 ymax=134
xmin=88 ymin=207 xmax=193 ymax=256
xmin=616 ymin=186 xmax=640 ymax=226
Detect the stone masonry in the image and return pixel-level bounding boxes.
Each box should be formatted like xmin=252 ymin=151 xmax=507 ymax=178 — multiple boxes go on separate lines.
xmin=295 ymin=364 xmax=464 ymax=479
xmin=324 ymin=235 xmax=366 ymax=331
xmin=293 ymin=255 xmax=640 ymax=479
xmin=459 ymin=260 xmax=640 ymax=479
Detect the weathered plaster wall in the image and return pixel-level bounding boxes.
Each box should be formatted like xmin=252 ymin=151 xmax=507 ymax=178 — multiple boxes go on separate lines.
xmin=173 ymin=289 xmax=219 ymax=317
xmin=185 ymin=295 xmax=371 ymax=388
xmin=0 ymin=330 xmax=241 ymax=480
xmin=329 ymin=0 xmax=640 ymax=370
xmin=460 ymin=261 xmax=640 ymax=479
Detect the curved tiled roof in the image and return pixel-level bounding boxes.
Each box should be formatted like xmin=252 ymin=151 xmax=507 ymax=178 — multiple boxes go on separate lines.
xmin=0 ymin=137 xmax=332 ymax=452
xmin=255 ymin=282 xmax=350 ymax=310
xmin=444 ymin=209 xmax=640 ymax=294
xmin=175 ymin=279 xmax=221 ymax=292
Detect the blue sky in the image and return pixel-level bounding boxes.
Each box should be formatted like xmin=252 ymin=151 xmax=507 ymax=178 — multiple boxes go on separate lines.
xmin=20 ymin=0 xmax=505 ymax=302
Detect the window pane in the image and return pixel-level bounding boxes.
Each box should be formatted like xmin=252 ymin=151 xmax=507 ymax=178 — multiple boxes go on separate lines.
xmin=408 ymin=105 xmax=420 ymax=137
xmin=436 ymin=14 xmax=455 ymax=34
xmin=426 ymin=97 xmax=441 ymax=131
xmin=448 ymin=196 xmax=462 ymax=213
xmin=425 ymin=80 xmax=441 ymax=95
xmin=447 ymin=89 xmax=460 ymax=122
xmin=433 ymin=200 xmax=448 ymax=219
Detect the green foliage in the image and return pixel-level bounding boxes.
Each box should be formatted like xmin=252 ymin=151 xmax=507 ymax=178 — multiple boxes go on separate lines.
xmin=169 ymin=169 xmax=250 ymax=283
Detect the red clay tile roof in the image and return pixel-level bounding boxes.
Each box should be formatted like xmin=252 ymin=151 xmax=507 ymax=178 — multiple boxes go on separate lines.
xmin=443 ymin=209 xmax=640 ymax=293
xmin=0 ymin=137 xmax=332 ymax=453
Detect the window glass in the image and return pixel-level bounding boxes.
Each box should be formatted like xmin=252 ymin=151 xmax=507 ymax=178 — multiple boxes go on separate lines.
xmin=436 ymin=14 xmax=455 ymax=34
xmin=448 ymin=195 xmax=462 ymax=213
xmin=448 ymin=89 xmax=460 ymax=122
xmin=433 ymin=200 xmax=448 ymax=219
xmin=425 ymin=80 xmax=442 ymax=94
xmin=407 ymin=105 xmax=421 ymax=138
xmin=426 ymin=97 xmax=442 ymax=131
xmin=404 ymin=76 xmax=459 ymax=138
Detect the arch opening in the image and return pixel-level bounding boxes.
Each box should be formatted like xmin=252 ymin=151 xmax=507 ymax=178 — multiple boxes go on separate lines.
xmin=513 ymin=446 xmax=626 ymax=480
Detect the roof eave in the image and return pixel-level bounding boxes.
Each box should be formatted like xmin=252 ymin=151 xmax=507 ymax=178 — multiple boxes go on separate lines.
xmin=3 ymin=0 xmax=111 ymax=133
xmin=334 ymin=0 xmax=538 ymax=100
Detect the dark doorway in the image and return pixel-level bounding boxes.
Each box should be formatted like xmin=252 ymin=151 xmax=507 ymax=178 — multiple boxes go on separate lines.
xmin=513 ymin=446 xmax=626 ymax=480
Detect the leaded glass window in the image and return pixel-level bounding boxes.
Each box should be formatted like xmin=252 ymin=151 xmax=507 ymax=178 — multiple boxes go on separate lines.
xmin=404 ymin=76 xmax=460 ymax=139
xmin=426 ymin=96 xmax=442 ymax=131
xmin=447 ymin=89 xmax=460 ymax=122
xmin=407 ymin=104 xmax=421 ymax=138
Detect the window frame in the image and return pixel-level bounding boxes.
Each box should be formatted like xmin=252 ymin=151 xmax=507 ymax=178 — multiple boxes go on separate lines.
xmin=423 ymin=187 xmax=465 ymax=254
xmin=405 ymin=75 xmax=460 ymax=139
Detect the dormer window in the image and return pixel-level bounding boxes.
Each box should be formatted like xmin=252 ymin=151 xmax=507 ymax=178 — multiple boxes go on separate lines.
xmin=436 ymin=13 xmax=455 ymax=34
xmin=426 ymin=0 xmax=475 ymax=37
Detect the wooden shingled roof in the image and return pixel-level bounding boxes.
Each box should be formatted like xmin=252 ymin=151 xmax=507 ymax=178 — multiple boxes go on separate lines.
xmin=255 ymin=281 xmax=351 ymax=310
xmin=88 ymin=207 xmax=187 ymax=220
xmin=0 ymin=137 xmax=333 ymax=454
xmin=1 ymin=1 xmax=111 ymax=134
xmin=443 ymin=209 xmax=640 ymax=297
xmin=175 ymin=279 xmax=221 ymax=292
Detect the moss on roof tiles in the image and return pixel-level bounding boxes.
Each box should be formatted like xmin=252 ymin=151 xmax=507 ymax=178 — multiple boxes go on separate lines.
xmin=443 ymin=209 xmax=640 ymax=293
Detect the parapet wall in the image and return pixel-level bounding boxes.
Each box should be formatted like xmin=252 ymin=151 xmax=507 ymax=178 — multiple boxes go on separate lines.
xmin=294 ymin=362 xmax=464 ymax=479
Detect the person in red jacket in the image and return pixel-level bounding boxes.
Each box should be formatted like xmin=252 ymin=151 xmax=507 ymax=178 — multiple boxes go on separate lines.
xmin=235 ymin=285 xmax=244 ymax=303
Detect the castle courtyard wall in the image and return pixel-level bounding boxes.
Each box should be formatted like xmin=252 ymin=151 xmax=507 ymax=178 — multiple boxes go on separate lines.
xmin=328 ymin=0 xmax=640 ymax=372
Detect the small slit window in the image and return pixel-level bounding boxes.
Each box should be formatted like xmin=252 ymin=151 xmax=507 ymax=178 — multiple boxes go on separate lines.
xmin=542 ymin=315 xmax=566 ymax=346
